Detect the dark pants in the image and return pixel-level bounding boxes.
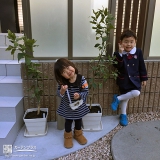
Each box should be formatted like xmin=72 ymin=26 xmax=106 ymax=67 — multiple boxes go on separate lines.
xmin=119 ymin=87 xmax=140 ymax=94
xmin=65 ymin=118 xmax=82 ymax=132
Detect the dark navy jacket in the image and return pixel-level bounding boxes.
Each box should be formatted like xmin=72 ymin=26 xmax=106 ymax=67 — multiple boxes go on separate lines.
xmin=113 ymin=48 xmax=148 ymax=91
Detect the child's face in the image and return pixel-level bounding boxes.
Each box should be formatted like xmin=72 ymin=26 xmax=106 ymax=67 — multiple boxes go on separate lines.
xmin=120 ymin=36 xmax=136 ymax=52
xmin=61 ymin=66 xmax=75 ymax=79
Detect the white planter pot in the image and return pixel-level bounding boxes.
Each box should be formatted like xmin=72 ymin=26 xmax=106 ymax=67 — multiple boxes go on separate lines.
xmin=82 ymin=104 xmax=103 ymax=131
xmin=23 ymin=108 xmax=48 ymax=137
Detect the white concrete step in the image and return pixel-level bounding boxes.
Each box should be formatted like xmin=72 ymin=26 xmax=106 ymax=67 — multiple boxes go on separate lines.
xmin=0 ymin=34 xmax=6 ymax=46
xmin=0 ymin=121 xmax=24 ymax=156
xmin=0 ymin=96 xmax=24 ymax=156
xmin=0 ymin=60 xmax=23 ymax=76
xmin=0 ymin=76 xmax=23 ymax=97
xmin=0 ymin=48 xmax=16 ymax=60
xmin=0 ymin=55 xmax=25 ymax=156
xmin=0 ymin=122 xmax=16 ymax=155
xmin=0 ymin=122 xmax=15 ymax=138
xmin=6 ymin=60 xmax=21 ymax=76
xmin=0 ymin=97 xmax=24 ymax=121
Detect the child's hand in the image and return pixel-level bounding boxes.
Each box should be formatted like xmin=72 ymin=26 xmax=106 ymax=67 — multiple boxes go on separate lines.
xmin=141 ymin=81 xmax=146 ymax=86
xmin=118 ymin=43 xmax=124 ymax=54
xmin=60 ymin=85 xmax=68 ymax=95
xmin=74 ymin=93 xmax=80 ymax=100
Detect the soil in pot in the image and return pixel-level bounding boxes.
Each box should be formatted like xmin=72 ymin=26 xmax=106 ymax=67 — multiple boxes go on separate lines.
xmin=25 ymin=111 xmax=47 ymax=119
xmin=88 ymin=105 xmax=101 ymax=113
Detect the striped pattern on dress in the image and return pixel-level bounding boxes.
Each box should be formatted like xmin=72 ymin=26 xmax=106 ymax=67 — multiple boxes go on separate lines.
xmin=57 ymin=75 xmax=90 ymax=120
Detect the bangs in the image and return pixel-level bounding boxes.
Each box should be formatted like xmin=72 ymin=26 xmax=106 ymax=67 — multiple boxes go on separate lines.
xmin=56 ymin=59 xmax=71 ymax=74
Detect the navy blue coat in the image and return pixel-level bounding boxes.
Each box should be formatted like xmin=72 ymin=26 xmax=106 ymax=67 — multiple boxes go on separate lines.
xmin=113 ymin=48 xmax=148 ymax=93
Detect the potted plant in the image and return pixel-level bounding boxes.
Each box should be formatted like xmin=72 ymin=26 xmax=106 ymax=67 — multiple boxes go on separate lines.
xmin=6 ymin=30 xmax=48 ymax=136
xmin=82 ymin=7 xmax=118 ymax=131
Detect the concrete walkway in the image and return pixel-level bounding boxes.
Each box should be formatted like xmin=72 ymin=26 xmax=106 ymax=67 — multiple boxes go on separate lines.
xmin=111 ymin=120 xmax=160 ymax=160
xmin=0 ymin=116 xmax=119 ymax=160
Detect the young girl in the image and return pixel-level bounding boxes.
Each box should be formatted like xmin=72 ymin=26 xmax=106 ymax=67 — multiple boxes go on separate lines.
xmin=54 ymin=58 xmax=90 ymax=149
xmin=111 ymin=29 xmax=148 ymax=126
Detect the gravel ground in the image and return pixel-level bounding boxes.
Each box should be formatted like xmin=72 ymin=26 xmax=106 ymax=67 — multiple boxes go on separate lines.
xmin=56 ymin=111 xmax=160 ymax=160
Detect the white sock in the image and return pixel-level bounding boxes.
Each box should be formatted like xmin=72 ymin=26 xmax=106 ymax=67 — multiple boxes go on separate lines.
xmin=117 ymin=90 xmax=140 ymax=115
xmin=120 ymin=99 xmax=129 ymax=115
xmin=117 ymin=90 xmax=140 ymax=101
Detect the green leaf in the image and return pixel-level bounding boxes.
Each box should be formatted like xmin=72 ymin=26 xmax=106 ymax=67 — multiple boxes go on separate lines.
xmin=90 ymin=21 xmax=96 ymax=24
xmin=104 ymin=8 xmax=108 ymax=16
xmin=5 ymin=45 xmax=13 ymax=51
xmin=102 ymin=36 xmax=108 ymax=42
xmin=18 ymin=53 xmax=25 ymax=62
xmin=96 ymin=37 xmax=100 ymax=40
xmin=11 ymin=49 xmax=16 ymax=55
xmin=94 ymin=43 xmax=100 ymax=47
xmin=7 ymin=30 xmax=16 ymax=40
xmin=92 ymin=27 xmax=97 ymax=30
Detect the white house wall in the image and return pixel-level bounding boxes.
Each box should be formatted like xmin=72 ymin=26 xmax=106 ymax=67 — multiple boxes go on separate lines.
xmin=150 ymin=0 xmax=160 ymax=57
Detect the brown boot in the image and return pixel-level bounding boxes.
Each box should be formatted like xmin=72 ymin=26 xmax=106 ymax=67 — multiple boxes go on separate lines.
xmin=74 ymin=129 xmax=87 ymax=145
xmin=64 ymin=131 xmax=73 ymax=148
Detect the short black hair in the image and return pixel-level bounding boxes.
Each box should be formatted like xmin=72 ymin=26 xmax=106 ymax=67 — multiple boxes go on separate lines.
xmin=120 ymin=29 xmax=137 ymax=41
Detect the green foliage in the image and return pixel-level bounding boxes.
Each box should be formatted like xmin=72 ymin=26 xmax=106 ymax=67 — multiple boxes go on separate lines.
xmin=6 ymin=30 xmax=42 ymax=114
xmin=89 ymin=7 xmax=118 ymax=90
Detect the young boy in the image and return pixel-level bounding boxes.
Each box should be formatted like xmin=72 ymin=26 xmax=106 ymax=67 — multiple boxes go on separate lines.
xmin=111 ymin=29 xmax=148 ymax=126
